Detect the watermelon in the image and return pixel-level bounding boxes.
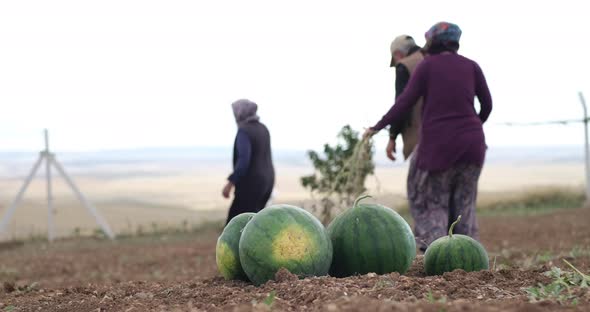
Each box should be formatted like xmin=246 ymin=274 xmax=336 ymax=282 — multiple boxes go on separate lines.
xmin=424 ymin=215 xmax=489 ymax=275
xmin=327 ymin=195 xmax=416 ymax=277
xmin=238 ymin=204 xmax=333 ymax=285
xmin=216 ymin=212 xmax=256 ymax=281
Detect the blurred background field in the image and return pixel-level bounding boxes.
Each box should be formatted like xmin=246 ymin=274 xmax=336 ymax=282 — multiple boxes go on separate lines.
xmin=0 ymin=145 xmax=585 ymax=240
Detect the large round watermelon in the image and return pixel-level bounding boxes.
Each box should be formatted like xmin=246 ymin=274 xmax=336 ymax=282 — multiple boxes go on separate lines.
xmin=238 ymin=204 xmax=332 ymax=285
xmin=424 ymin=215 xmax=489 ymax=276
xmin=327 ymin=195 xmax=416 ymax=277
xmin=216 ymin=212 xmax=256 ymax=281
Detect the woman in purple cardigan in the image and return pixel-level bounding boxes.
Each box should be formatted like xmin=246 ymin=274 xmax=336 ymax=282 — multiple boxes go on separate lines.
xmin=364 ymin=22 xmax=493 ymax=252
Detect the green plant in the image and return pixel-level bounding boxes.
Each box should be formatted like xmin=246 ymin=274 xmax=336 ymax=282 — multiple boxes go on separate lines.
xmin=263 ymin=290 xmax=276 ymax=306
xmin=301 ymin=125 xmax=374 ymax=223
xmin=373 ymin=276 xmax=395 ymax=290
xmin=92 ymin=228 xmax=107 ymax=239
xmin=426 ymin=290 xmax=447 ymax=304
xmin=536 ymin=251 xmax=555 ymax=264
xmin=525 ymin=261 xmax=589 ymax=305
xmin=21 ymin=282 xmax=39 ymax=293
xmin=151 ymin=222 xmax=159 ymax=234
xmin=569 ymin=246 xmax=590 ymax=259
xmin=563 ymin=259 xmax=590 ymax=287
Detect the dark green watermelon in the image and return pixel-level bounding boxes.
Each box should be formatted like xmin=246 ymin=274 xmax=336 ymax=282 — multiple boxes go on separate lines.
xmin=238 ymin=204 xmax=332 ymax=285
xmin=216 ymin=212 xmax=256 ymax=281
xmin=327 ymin=195 xmax=416 ymax=277
xmin=424 ymin=215 xmax=489 ymax=275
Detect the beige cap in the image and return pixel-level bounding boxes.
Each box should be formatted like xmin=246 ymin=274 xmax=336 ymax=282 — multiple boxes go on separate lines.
xmin=390 ymin=35 xmax=416 ymax=67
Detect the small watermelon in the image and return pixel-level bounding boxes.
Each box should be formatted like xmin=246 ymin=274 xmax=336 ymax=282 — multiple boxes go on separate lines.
xmin=238 ymin=204 xmax=332 ymax=285
xmin=424 ymin=215 xmax=489 ymax=276
xmin=216 ymin=212 xmax=256 ymax=281
xmin=327 ymin=195 xmax=416 ymax=277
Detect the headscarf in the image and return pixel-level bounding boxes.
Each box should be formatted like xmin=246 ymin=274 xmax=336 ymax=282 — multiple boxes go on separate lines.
xmin=425 ymin=21 xmax=462 ymax=44
xmin=424 ymin=22 xmax=462 ymax=54
xmin=231 ymin=99 xmax=260 ymax=127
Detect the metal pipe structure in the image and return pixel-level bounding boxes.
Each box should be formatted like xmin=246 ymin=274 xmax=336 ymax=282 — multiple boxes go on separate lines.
xmin=0 ymin=129 xmax=116 ymax=241
xmin=579 ymin=92 xmax=589 ymax=202
xmin=44 ymin=129 xmax=55 ymax=241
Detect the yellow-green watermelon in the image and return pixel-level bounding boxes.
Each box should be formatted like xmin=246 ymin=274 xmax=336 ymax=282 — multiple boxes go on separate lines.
xmin=216 ymin=212 xmax=256 ymax=281
xmin=238 ymin=204 xmax=332 ymax=285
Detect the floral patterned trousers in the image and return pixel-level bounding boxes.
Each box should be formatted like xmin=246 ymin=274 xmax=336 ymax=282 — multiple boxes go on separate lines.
xmin=407 ymin=155 xmax=482 ymax=252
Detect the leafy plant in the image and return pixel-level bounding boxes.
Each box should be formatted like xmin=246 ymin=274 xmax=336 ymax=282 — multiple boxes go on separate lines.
xmin=301 ymin=125 xmax=375 ymax=223
xmin=92 ymin=228 xmax=107 ymax=239
xmin=569 ymin=246 xmax=590 ymax=259
xmin=563 ymin=259 xmax=590 ymax=287
xmin=426 ymin=290 xmax=447 ymax=304
xmin=536 ymin=251 xmax=554 ymax=264
xmin=372 ymin=275 xmax=396 ymax=290
xmin=263 ymin=290 xmax=276 ymax=306
xmin=525 ymin=261 xmax=589 ymax=305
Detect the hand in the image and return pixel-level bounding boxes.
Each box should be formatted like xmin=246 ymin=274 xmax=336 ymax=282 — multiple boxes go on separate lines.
xmin=362 ymin=128 xmax=376 ymax=140
xmin=386 ymin=138 xmax=397 ymax=161
xmin=222 ymin=181 xmax=234 ymax=199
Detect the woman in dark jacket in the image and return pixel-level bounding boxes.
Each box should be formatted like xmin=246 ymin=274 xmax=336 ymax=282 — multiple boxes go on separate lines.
xmin=364 ymin=22 xmax=493 ymax=251
xmin=222 ymin=99 xmax=275 ymax=224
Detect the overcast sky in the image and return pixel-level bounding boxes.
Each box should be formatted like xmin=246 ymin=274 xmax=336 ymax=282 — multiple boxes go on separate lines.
xmin=0 ymin=0 xmax=588 ymax=152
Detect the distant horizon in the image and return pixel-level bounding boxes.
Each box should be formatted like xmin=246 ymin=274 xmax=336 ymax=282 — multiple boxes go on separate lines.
xmin=0 ymin=143 xmax=584 ymax=166
xmin=0 ymin=142 xmax=587 ymax=154
xmin=0 ymin=143 xmax=584 ymax=154
xmin=0 ymin=143 xmax=584 ymax=181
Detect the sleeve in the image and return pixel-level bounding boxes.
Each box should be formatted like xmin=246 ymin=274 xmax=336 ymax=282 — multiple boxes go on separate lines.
xmin=395 ymin=64 xmax=410 ymax=97
xmin=373 ymin=61 xmax=428 ymax=131
xmin=228 ymin=129 xmax=252 ymax=184
xmin=388 ymin=64 xmax=411 ymax=139
xmin=474 ymin=62 xmax=492 ymax=123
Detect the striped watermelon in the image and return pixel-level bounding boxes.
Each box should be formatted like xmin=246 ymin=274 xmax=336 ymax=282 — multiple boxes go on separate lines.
xmin=216 ymin=212 xmax=256 ymax=281
xmin=327 ymin=195 xmax=416 ymax=277
xmin=424 ymin=215 xmax=489 ymax=275
xmin=238 ymin=204 xmax=332 ymax=285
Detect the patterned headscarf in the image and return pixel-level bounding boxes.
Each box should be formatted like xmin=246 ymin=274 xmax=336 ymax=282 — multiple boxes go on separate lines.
xmin=425 ymin=22 xmax=462 ymax=44
xmin=231 ymin=99 xmax=260 ymax=126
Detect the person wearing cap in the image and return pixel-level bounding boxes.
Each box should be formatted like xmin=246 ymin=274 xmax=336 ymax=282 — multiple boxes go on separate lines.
xmin=364 ymin=22 xmax=493 ymax=252
xmin=222 ymin=99 xmax=275 ymax=224
xmin=387 ymin=35 xmax=425 ymax=162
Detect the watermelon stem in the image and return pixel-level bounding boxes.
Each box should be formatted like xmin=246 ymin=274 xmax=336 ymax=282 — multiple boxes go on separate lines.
xmin=448 ymin=215 xmax=462 ymax=237
xmin=563 ymin=259 xmax=590 ymax=279
xmin=353 ymin=194 xmax=372 ymax=208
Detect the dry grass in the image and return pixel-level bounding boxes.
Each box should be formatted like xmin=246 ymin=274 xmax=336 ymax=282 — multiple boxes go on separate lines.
xmin=0 ymin=162 xmax=585 ymax=240
xmin=388 ymin=186 xmax=585 ymax=218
